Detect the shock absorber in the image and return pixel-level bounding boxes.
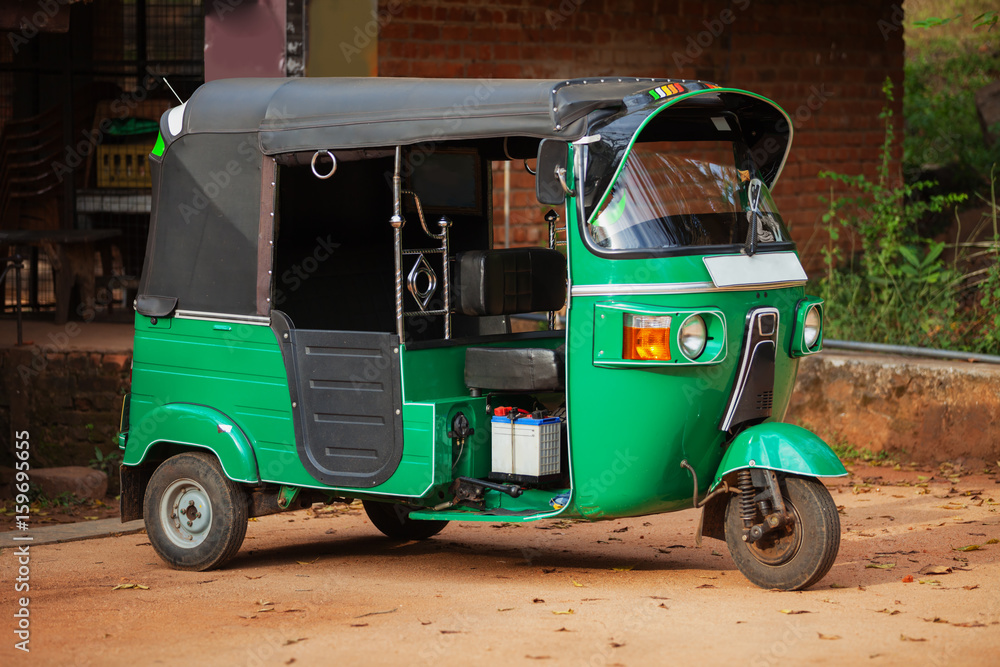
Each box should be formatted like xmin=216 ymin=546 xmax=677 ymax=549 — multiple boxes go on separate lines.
xmin=738 ymin=469 xmax=756 ymax=528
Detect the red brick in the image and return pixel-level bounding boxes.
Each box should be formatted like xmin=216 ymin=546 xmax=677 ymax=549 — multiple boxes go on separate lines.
xmin=377 ymin=0 xmax=901 ymax=270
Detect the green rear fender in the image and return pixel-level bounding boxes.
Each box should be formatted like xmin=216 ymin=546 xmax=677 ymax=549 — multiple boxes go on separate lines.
xmin=710 ymin=422 xmax=846 ymax=490
xmin=123 ymin=403 xmax=260 ymax=484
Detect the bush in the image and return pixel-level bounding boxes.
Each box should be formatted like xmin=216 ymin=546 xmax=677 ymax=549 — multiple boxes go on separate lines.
xmin=815 ymin=78 xmax=1000 ymax=353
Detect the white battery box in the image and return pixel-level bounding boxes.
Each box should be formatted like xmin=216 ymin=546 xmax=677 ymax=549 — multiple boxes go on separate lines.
xmin=490 ymin=413 xmax=561 ymax=484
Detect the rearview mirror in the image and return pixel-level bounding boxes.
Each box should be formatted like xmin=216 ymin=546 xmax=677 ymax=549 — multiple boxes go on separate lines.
xmin=535 ymin=139 xmax=569 ymax=205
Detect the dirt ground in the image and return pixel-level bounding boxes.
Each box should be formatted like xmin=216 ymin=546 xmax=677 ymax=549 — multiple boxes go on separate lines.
xmin=1 ymin=462 xmax=998 ymax=667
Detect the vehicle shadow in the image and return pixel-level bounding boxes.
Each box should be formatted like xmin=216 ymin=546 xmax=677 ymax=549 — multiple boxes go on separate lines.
xmin=229 ymin=528 xmax=737 ymax=576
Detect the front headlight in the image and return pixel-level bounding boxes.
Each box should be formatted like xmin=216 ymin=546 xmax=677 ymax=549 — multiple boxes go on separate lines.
xmin=678 ymin=314 xmax=707 ymax=360
xmin=803 ymin=305 xmax=821 ymax=349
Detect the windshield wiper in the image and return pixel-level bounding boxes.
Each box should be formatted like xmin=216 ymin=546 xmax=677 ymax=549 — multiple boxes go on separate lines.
xmin=744 ymin=177 xmax=763 ymax=256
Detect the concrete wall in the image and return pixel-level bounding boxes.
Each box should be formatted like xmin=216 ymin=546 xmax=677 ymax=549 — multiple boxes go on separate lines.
xmin=375 ymin=0 xmax=905 ymax=272
xmin=787 ymin=352 xmax=1000 ymax=464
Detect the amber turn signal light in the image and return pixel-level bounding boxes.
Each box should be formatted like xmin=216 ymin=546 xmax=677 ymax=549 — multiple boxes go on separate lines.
xmin=623 ymin=314 xmax=671 ymax=360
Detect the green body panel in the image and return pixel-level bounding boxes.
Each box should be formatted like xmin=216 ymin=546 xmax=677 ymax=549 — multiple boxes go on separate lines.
xmin=123 ymin=402 xmax=260 ymax=483
xmin=126 ymin=316 xmax=291 ymax=483
xmin=561 ymin=143 xmax=813 ymax=520
xmin=563 ymin=291 xmax=803 ymax=519
xmin=710 ymin=422 xmax=848 ymax=490
xmin=126 ymin=315 xmax=440 ymax=497
xmin=151 ymin=133 xmax=165 ymax=157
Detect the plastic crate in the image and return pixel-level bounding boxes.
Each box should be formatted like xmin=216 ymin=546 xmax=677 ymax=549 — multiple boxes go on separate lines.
xmin=96 ymin=141 xmax=154 ymax=188
xmin=490 ymin=414 xmax=561 ymax=484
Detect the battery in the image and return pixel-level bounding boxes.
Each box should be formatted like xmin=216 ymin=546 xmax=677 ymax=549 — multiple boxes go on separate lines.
xmin=490 ymin=412 xmax=561 ymax=484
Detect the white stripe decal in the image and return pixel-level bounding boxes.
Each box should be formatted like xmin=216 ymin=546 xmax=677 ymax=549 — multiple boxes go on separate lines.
xmin=570 ymin=280 xmax=804 ymax=297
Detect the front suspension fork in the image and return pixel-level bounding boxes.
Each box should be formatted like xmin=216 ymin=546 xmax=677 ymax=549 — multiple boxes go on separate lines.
xmin=737 ymin=468 xmax=793 ymax=544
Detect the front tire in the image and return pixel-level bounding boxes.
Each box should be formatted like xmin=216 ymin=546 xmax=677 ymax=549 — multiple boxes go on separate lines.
xmin=144 ymin=452 xmax=248 ymax=571
xmin=363 ymin=500 xmax=447 ymax=540
xmin=724 ymin=475 xmax=840 ymax=590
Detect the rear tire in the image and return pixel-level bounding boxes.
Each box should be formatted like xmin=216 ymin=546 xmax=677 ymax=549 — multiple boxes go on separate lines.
xmin=724 ymin=475 xmax=840 ymax=591
xmin=144 ymin=452 xmax=248 ymax=571
xmin=363 ymin=500 xmax=447 ymax=540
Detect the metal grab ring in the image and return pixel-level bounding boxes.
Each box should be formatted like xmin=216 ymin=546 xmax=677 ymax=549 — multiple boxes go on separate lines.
xmin=311 ymin=150 xmax=337 ymax=179
xmin=523 ymin=159 xmax=536 ymax=175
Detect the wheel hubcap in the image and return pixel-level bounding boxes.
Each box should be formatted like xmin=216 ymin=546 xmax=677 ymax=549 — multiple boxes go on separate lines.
xmin=160 ymin=478 xmax=213 ymax=549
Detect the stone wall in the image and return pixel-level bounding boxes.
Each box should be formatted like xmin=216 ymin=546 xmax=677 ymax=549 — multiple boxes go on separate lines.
xmin=787 ymin=351 xmax=1000 ymax=464
xmin=0 ymin=347 xmax=130 ymax=468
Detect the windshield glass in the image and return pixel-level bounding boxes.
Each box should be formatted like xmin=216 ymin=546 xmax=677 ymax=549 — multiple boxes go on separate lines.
xmin=583 ymin=127 xmax=790 ymax=254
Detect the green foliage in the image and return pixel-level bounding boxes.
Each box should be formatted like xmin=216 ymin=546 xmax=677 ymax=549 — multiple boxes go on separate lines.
xmin=818 ymin=79 xmax=969 ymax=348
xmin=903 ymin=8 xmax=1000 ymax=192
xmin=975 ymin=167 xmax=1000 ymax=351
xmin=912 ymin=15 xmax=963 ymax=28
xmin=830 ymin=442 xmax=899 ymax=465
xmin=912 ymin=10 xmax=998 ymax=30
xmin=972 ymin=11 xmax=998 ymax=29
xmin=89 ymin=445 xmax=123 ymax=478
xmin=26 ymin=483 xmax=86 ymax=508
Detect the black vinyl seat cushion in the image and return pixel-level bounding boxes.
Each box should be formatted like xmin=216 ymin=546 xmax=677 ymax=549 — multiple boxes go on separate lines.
xmin=465 ymin=345 xmax=565 ymax=392
xmin=453 ymin=248 xmax=567 ymax=317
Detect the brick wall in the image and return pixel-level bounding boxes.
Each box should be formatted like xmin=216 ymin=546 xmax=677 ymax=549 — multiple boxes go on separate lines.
xmin=377 ymin=0 xmax=905 ymax=273
xmin=0 ymin=348 xmax=130 ymax=468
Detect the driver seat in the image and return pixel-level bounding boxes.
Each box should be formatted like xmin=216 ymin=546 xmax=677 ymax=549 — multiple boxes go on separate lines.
xmin=454 ymin=248 xmax=567 ymax=394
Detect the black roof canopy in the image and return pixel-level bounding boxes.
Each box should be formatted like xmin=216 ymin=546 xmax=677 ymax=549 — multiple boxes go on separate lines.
xmin=163 ymin=76 xmax=719 ymax=153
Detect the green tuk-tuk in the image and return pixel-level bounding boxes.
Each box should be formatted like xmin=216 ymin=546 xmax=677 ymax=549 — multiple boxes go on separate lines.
xmin=119 ymin=76 xmax=846 ymax=590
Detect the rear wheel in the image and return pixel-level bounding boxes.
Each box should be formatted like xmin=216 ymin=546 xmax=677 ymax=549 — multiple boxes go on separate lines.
xmin=363 ymin=500 xmax=447 ymax=540
xmin=144 ymin=452 xmax=248 ymax=571
xmin=724 ymin=475 xmax=840 ymax=590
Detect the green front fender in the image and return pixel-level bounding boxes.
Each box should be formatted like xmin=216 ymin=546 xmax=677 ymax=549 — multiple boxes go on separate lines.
xmin=123 ymin=403 xmax=260 ymax=483
xmin=710 ymin=422 xmax=846 ymax=490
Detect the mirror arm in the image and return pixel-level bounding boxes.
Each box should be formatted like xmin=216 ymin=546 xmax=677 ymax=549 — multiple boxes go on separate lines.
xmin=555 ymin=166 xmax=576 ymax=197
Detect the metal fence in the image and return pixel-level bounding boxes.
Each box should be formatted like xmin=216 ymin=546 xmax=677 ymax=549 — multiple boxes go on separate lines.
xmin=1 ymin=0 xmax=204 ymax=318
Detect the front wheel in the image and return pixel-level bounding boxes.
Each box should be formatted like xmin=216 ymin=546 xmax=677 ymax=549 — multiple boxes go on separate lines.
xmin=724 ymin=475 xmax=840 ymax=590
xmin=144 ymin=452 xmax=249 ymax=571
xmin=363 ymin=500 xmax=447 ymax=540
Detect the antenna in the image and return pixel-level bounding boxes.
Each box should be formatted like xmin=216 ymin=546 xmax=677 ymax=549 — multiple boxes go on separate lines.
xmin=162 ymin=77 xmax=184 ymax=105
xmin=147 ymin=67 xmax=186 ymax=105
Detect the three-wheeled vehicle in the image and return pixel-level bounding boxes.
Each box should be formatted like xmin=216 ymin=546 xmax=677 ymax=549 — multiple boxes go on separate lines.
xmin=119 ymin=76 xmax=846 ymax=590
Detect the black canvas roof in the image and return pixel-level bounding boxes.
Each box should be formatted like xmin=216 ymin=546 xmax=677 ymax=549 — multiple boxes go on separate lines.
xmin=164 ymin=76 xmax=706 ymax=153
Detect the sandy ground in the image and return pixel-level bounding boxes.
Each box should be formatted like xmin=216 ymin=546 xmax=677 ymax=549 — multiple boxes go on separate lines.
xmin=1 ymin=462 xmax=998 ymax=667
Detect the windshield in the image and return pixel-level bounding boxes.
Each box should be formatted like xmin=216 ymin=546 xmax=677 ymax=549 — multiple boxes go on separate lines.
xmin=583 ymin=126 xmax=791 ymax=254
